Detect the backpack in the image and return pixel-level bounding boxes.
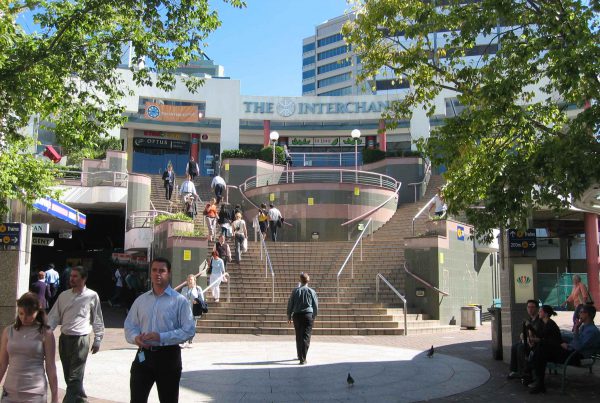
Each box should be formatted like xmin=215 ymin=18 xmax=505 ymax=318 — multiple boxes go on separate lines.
xmin=203 ymin=203 xmax=210 ymax=216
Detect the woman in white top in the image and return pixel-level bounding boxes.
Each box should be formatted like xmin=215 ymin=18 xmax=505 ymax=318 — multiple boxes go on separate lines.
xmin=232 ymin=212 xmax=248 ymax=263
xmin=180 ymin=275 xmax=204 ymax=346
xmin=208 ymin=251 xmax=226 ymax=302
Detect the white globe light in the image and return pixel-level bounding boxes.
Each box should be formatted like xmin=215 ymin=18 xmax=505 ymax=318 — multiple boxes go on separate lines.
xmin=270 ymin=131 xmax=280 ymax=141
xmin=351 ymin=129 xmax=361 ymax=138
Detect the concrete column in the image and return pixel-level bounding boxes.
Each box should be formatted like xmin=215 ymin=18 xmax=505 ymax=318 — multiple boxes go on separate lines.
xmin=0 ymin=222 xmax=31 ymax=327
xmin=263 ymin=120 xmax=271 ymax=147
xmin=584 ymin=213 xmax=599 ymax=303
xmin=190 ymin=133 xmax=200 ymax=162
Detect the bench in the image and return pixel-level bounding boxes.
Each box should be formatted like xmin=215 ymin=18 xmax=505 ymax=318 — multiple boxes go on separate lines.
xmin=546 ymin=348 xmax=600 ymax=392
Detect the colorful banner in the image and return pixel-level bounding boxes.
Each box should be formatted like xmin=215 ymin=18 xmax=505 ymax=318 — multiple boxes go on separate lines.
xmin=33 ymin=197 xmax=86 ymax=229
xmin=144 ymin=102 xmax=200 ymax=122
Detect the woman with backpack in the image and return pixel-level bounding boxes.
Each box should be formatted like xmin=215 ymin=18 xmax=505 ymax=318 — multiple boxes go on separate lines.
xmin=180 ymin=275 xmax=204 ymax=347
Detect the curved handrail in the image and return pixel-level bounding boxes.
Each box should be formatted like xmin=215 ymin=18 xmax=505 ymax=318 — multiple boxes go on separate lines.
xmin=403 ymin=262 xmax=449 ymax=296
xmin=341 ymin=182 xmax=401 ymax=227
xmin=240 ymin=168 xmax=399 ymax=193
xmin=336 ymin=218 xmax=373 ymax=303
xmin=127 ymin=209 xmax=173 ymax=230
xmin=59 ymin=170 xmax=128 ymax=187
xmin=407 ymin=158 xmax=432 ymax=203
xmin=259 ymin=233 xmax=276 ymax=303
xmin=173 ymin=259 xmax=209 ymax=291
xmin=411 ymin=196 xmax=437 ymax=236
xmin=375 ymin=273 xmax=408 ymax=336
xmin=231 ymin=184 xmax=293 ymax=228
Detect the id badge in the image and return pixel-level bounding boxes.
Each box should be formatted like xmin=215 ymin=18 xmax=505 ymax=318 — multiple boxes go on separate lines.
xmin=137 ymin=351 xmax=145 ymax=363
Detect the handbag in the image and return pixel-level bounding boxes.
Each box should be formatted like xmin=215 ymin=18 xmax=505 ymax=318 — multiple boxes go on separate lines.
xmin=192 ymin=297 xmax=208 ymax=316
xmin=242 ymin=237 xmax=248 ymax=253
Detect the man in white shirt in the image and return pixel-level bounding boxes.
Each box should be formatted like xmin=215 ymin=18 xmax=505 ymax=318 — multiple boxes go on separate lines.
xmin=124 ymin=257 xmax=195 ymax=402
xmin=268 ymin=203 xmax=283 ymax=242
xmin=211 ymin=174 xmax=226 ymax=204
xmin=48 ymin=266 xmax=105 ymax=403
xmin=45 ymin=262 xmax=60 ymax=308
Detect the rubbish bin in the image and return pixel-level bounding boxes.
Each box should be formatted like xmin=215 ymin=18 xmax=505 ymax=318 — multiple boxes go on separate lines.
xmin=460 ymin=306 xmax=481 ymax=329
xmin=469 ymin=303 xmax=483 ymax=325
xmin=488 ymin=307 xmax=503 ymax=360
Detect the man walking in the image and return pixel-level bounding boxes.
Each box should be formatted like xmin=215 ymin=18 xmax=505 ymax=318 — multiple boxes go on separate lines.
xmin=268 ymin=203 xmax=282 ymax=242
xmin=45 ymin=262 xmax=60 ymax=309
xmin=185 ymin=156 xmax=199 ymax=180
xmin=124 ymin=257 xmax=196 ymax=403
xmin=48 ymin=266 xmax=105 ymax=403
xmin=211 ymin=174 xmax=226 ymax=204
xmin=162 ymin=164 xmax=175 ymax=201
xmin=287 ymin=272 xmax=318 ymax=365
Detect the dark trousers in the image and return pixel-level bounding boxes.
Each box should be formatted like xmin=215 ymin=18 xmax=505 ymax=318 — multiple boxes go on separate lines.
xmin=214 ymin=184 xmax=225 ymax=204
xmin=509 ymin=341 xmax=529 ymax=374
xmin=269 ymin=221 xmax=278 ymax=242
xmin=293 ymin=313 xmax=314 ymax=362
xmin=165 ymin=185 xmax=173 ymax=200
xmin=59 ymin=334 xmax=90 ymax=403
xmin=130 ymin=346 xmax=182 ymax=403
xmin=530 ymin=345 xmax=579 ymax=385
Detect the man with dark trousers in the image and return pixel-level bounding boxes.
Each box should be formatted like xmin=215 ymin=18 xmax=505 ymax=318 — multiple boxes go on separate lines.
xmin=287 ymin=272 xmax=318 ymax=365
xmin=48 ymin=266 xmax=105 ymax=403
xmin=507 ymin=299 xmax=543 ymax=380
xmin=124 ymin=257 xmax=195 ymax=403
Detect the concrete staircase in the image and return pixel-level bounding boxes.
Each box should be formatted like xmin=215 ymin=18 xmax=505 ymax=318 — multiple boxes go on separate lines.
xmin=196 ymin=175 xmax=458 ymax=335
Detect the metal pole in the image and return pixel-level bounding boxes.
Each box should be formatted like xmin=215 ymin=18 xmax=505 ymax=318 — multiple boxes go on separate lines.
xmin=227 ymin=279 xmax=231 ymax=303
xmin=355 ymin=141 xmax=358 ymax=183
xmin=272 ymin=141 xmax=275 ymax=173
xmin=337 ymin=277 xmax=340 ymax=303
xmin=360 ymin=237 xmax=363 ymax=261
xmin=351 ymin=253 xmax=354 ymax=279
xmin=376 ymin=276 xmax=379 ymax=302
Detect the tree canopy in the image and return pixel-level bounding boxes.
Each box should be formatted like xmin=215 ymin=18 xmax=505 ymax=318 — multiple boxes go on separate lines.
xmin=344 ymin=0 xmax=600 ymax=240
xmin=0 ymin=0 xmax=244 ymax=217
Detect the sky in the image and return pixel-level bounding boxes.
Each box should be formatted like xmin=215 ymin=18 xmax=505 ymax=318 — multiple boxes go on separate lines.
xmin=206 ymin=0 xmax=351 ymax=96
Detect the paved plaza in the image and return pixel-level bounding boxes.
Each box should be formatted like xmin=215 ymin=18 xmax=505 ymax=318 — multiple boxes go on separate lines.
xmin=43 ymin=308 xmax=600 ymax=402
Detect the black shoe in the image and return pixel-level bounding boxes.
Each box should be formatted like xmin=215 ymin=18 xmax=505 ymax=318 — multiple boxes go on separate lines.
xmin=299 ymin=360 xmax=304 ymax=365
xmin=521 ymin=376 xmax=533 ymax=386
xmin=507 ymin=371 xmax=520 ymax=380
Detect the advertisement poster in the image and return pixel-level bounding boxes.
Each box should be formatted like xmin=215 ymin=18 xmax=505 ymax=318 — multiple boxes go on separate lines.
xmin=514 ymin=264 xmax=534 ymax=303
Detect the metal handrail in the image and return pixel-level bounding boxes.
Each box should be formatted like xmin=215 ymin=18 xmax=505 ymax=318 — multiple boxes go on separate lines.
xmin=259 ymin=233 xmax=276 ymax=303
xmin=127 ymin=209 xmax=173 ymax=230
xmin=231 ymin=184 xmax=293 ymax=228
xmin=375 ymin=273 xmax=408 ymax=336
xmin=403 ymin=262 xmax=449 ymax=296
xmin=336 ymin=218 xmax=373 ymax=303
xmin=59 ymin=170 xmax=128 ymax=187
xmin=411 ymin=196 xmax=437 ymax=236
xmin=202 ymin=272 xmax=231 ymax=303
xmin=173 ymin=260 xmax=209 ymax=291
xmin=239 ymin=168 xmax=399 ymax=193
xmin=341 ymin=182 xmax=401 ymax=227
xmin=407 ymin=158 xmax=432 ymax=202
xmin=288 ymin=151 xmax=362 ymax=168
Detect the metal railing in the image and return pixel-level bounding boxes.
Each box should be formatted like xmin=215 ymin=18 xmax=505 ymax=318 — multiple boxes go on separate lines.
xmin=289 ymin=152 xmax=362 ymax=168
xmin=341 ymin=182 xmax=401 ymax=228
xmin=407 ymin=158 xmax=432 ymax=202
xmin=59 ymin=170 xmax=128 ymax=188
xmin=411 ymin=196 xmax=437 ymax=236
xmin=403 ymin=262 xmax=449 ymax=297
xmin=173 ymin=260 xmax=209 ymax=291
xmin=376 ymin=273 xmax=408 ymax=336
xmin=202 ymin=272 xmax=231 ymax=302
xmin=240 ymin=169 xmax=399 ymax=193
xmin=127 ymin=209 xmax=173 ymax=230
xmin=336 ymin=218 xmax=373 ymax=303
xmin=258 ymin=233 xmax=276 ymax=303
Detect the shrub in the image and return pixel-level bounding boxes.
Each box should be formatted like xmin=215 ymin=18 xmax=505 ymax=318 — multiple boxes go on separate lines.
xmin=221 ymin=149 xmax=260 ymax=159
xmin=153 ymin=213 xmax=193 ymax=225
xmin=362 ymin=148 xmax=386 ymax=163
xmin=259 ymin=146 xmax=285 ymax=165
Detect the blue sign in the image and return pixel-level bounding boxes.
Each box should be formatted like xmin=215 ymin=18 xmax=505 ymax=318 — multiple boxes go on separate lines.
xmin=508 ymin=228 xmax=536 ymax=250
xmin=457 ymin=225 xmax=465 ymax=241
xmin=0 ymin=223 xmax=21 ymax=249
xmin=33 ymin=197 xmax=86 ymax=229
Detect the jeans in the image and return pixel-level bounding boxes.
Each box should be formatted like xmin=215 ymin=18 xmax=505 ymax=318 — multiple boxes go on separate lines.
xmin=269 ymin=221 xmax=278 ymax=241
xmin=234 ymin=233 xmax=245 ymax=262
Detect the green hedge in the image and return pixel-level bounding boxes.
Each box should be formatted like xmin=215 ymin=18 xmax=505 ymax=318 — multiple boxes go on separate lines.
xmin=362 ymin=148 xmax=386 ymax=164
xmin=221 ymin=149 xmax=260 ymax=159
xmin=223 ymin=147 xmax=286 ymax=165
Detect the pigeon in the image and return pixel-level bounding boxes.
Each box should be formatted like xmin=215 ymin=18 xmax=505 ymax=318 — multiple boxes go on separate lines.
xmin=426 ymin=345 xmax=434 ymax=358
xmin=347 ymin=373 xmax=355 ymax=387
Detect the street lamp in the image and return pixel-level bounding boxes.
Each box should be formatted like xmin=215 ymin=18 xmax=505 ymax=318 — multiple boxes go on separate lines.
xmin=270 ymin=131 xmax=279 ymax=173
xmin=351 ymin=129 xmax=361 ymax=182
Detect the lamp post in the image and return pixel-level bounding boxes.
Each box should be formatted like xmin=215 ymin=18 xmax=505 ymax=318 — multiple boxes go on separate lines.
xmin=269 ymin=131 xmax=279 ymax=174
xmin=351 ymin=129 xmax=361 ymax=182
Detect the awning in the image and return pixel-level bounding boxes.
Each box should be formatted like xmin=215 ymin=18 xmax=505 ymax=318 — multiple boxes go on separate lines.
xmin=33 ymin=196 xmax=86 ymax=229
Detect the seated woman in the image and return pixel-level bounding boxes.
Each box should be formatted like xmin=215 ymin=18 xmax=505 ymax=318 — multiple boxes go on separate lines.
xmin=526 ymin=305 xmax=562 ymax=394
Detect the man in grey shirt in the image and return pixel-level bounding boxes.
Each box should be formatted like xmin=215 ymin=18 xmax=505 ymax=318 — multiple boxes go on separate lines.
xmin=287 ymin=272 xmax=318 ymax=365
xmin=48 ymin=266 xmax=105 ymax=403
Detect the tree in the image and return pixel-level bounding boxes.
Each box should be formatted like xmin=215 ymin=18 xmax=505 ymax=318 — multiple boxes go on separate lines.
xmin=344 ymin=0 xmax=600 ymax=240
xmin=0 ymin=0 xmax=244 ymax=217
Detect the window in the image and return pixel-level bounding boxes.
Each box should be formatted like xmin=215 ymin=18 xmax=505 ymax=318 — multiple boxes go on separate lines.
xmin=302 ymin=43 xmax=315 ymax=53
xmin=375 ymin=78 xmax=410 ymax=91
xmin=302 ymin=69 xmax=315 ymax=80
xmin=317 ymin=33 xmax=343 ymax=47
xmin=302 ymin=82 xmax=315 ymax=93
xmin=317 ymin=45 xmax=348 ymax=61
xmin=318 ymin=72 xmax=351 ymax=88
xmin=302 ymin=56 xmax=315 ymax=66
xmin=317 ymin=59 xmax=351 ymax=74
xmin=319 ymin=86 xmax=352 ymax=96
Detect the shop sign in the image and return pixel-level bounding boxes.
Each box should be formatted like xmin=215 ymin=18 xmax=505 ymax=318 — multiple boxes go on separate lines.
xmin=32 ymin=237 xmax=54 ymax=247
xmin=243 ymin=99 xmax=396 ymax=117
xmin=133 ymin=138 xmax=189 ymax=150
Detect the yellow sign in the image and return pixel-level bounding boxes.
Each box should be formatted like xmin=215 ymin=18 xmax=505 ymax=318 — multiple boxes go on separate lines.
xmin=270 ymin=193 xmax=275 ymax=202
xmin=354 ymin=187 xmax=360 ymax=196
xmin=439 ymin=252 xmax=444 ymax=264
xmin=183 ymin=250 xmax=191 ymax=261
xmin=308 ymin=197 xmax=314 ymax=205
xmin=225 ymin=163 xmax=230 ymax=171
